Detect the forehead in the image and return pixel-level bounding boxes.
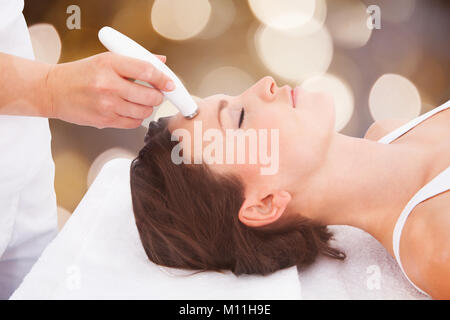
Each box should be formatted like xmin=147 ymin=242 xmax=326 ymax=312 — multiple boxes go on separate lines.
xmin=168 ymin=94 xmax=228 ymax=132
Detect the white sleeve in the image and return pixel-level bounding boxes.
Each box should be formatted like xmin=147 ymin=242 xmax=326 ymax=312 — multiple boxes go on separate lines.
xmin=0 ymin=0 xmax=34 ymax=60
xmin=0 ymin=0 xmax=24 ymax=30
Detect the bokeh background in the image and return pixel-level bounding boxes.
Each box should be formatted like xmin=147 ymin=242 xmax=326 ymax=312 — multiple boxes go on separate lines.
xmin=22 ymin=0 xmax=449 ymax=228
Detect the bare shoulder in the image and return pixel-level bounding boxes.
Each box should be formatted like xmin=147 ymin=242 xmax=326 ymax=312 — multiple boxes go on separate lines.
xmin=364 ymin=118 xmax=411 ymax=141
xmin=400 ymin=191 xmax=450 ymax=299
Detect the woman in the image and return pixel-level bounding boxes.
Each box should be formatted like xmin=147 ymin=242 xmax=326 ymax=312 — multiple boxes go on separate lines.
xmin=130 ymin=76 xmax=449 ymax=299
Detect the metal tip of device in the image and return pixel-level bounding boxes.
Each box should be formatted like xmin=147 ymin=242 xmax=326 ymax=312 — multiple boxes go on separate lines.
xmin=185 ymin=109 xmax=199 ymax=119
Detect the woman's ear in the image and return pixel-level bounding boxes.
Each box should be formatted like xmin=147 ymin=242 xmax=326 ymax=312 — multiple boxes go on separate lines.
xmin=238 ymin=190 xmax=292 ymax=227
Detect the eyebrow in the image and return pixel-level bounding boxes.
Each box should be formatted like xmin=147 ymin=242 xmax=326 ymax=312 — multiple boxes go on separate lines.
xmin=217 ymin=99 xmax=228 ymax=129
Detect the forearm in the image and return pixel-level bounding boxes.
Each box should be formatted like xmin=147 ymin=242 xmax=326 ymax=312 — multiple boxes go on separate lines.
xmin=0 ymin=52 xmax=52 ymax=117
xmin=0 ymin=51 xmax=172 ymax=128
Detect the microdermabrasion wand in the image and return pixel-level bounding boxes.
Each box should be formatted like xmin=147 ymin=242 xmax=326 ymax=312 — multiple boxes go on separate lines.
xmin=98 ymin=26 xmax=199 ymax=119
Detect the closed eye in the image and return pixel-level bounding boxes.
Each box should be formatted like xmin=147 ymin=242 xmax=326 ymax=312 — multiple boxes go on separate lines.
xmin=238 ymin=107 xmax=245 ymax=128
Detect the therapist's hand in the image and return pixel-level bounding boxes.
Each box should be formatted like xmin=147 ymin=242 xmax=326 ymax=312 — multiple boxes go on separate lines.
xmin=45 ymin=52 xmax=174 ymax=129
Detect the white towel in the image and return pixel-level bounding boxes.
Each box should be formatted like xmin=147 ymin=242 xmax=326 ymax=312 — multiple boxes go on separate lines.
xmin=11 ymin=158 xmax=301 ymax=300
xmin=298 ymin=225 xmax=430 ymax=299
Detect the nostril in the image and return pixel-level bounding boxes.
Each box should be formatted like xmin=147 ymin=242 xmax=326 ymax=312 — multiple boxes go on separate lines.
xmin=270 ymin=82 xmax=275 ymax=95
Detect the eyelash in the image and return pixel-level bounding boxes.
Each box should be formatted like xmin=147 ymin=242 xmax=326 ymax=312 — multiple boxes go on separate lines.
xmin=238 ymin=107 xmax=245 ymax=128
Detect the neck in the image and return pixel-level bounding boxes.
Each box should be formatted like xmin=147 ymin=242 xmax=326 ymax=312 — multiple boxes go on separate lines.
xmin=291 ymin=133 xmax=429 ymax=252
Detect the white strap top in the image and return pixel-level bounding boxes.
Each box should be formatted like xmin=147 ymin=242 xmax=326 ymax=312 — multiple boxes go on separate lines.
xmin=378 ymin=100 xmax=450 ymax=296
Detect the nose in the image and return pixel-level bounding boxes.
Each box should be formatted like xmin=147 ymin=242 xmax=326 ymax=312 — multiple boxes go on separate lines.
xmin=252 ymin=76 xmax=277 ymax=102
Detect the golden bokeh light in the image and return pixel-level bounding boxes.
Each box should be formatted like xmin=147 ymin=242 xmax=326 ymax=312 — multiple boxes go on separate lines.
xmin=326 ymin=0 xmax=372 ymax=48
xmin=329 ymin=52 xmax=363 ymax=96
xmin=300 ymin=73 xmax=354 ymax=131
xmin=255 ymin=22 xmax=333 ymax=81
xmin=151 ymin=0 xmax=211 ymax=41
xmin=141 ymin=99 xmax=180 ymax=128
xmin=197 ymin=66 xmax=255 ymax=97
xmin=248 ymin=0 xmax=316 ymax=30
xmin=197 ymin=0 xmax=236 ymax=39
xmin=293 ymin=0 xmax=327 ymax=36
xmin=369 ymin=73 xmax=421 ymax=121
xmin=28 ymin=23 xmax=61 ymax=64
xmin=110 ymin=0 xmax=160 ymax=50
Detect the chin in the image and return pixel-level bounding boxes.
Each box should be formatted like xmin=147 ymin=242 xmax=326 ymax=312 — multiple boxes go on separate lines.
xmin=302 ymin=91 xmax=336 ymax=131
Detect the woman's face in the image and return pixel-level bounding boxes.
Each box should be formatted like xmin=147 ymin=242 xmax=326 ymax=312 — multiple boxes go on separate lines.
xmin=169 ymin=76 xmax=336 ymax=225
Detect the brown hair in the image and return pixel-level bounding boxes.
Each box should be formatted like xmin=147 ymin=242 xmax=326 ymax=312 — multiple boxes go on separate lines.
xmin=130 ymin=118 xmax=344 ymax=275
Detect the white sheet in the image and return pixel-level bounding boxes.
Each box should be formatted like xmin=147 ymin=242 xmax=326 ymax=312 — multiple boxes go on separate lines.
xmin=11 ymin=158 xmax=429 ymax=300
xmin=298 ymin=225 xmax=430 ymax=300
xmin=11 ymin=158 xmax=302 ymax=299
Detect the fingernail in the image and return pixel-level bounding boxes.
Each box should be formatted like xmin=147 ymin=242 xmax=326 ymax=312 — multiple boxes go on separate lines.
xmin=165 ymin=81 xmax=175 ymax=91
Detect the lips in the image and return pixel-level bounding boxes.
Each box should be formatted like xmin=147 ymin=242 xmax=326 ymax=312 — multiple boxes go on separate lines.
xmin=291 ymin=87 xmax=296 ymax=108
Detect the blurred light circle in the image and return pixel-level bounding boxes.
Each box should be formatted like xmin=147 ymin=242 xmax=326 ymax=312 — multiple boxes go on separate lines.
xmin=300 ymin=74 xmax=354 ymax=131
xmin=255 ymin=23 xmax=333 ymax=81
xmin=329 ymin=52 xmax=363 ymax=97
xmin=377 ymin=0 xmax=416 ymax=23
xmin=197 ymin=66 xmax=255 ymax=97
xmin=141 ymin=99 xmax=181 ymax=128
xmin=197 ymin=0 xmax=236 ymax=39
xmin=110 ymin=0 xmax=161 ymax=50
xmin=369 ymin=74 xmax=421 ymax=121
xmin=248 ymin=0 xmax=316 ymax=30
xmin=28 ymin=23 xmax=61 ymax=64
xmin=154 ymin=99 xmax=182 ymax=120
xmin=87 ymin=148 xmax=135 ymax=187
xmin=326 ymin=0 xmax=372 ymax=48
xmin=151 ymin=0 xmax=211 ymax=40
xmin=294 ymin=0 xmax=327 ymax=36
xmin=57 ymin=206 xmax=71 ymax=230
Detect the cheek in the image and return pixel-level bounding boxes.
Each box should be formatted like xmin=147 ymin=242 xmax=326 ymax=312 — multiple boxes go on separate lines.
xmin=318 ymin=94 xmax=336 ymax=128
xmin=279 ymin=104 xmax=334 ymax=177
xmin=301 ymin=92 xmax=336 ymax=131
xmin=212 ymin=162 xmax=261 ymax=185
xmin=250 ymin=103 xmax=290 ymax=131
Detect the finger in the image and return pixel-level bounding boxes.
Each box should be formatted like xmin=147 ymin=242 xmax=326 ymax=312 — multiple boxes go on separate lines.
xmin=115 ymin=116 xmax=144 ymax=129
xmin=155 ymin=55 xmax=166 ymax=63
xmin=117 ymin=77 xmax=164 ymax=106
xmin=110 ymin=54 xmax=174 ymax=92
xmin=115 ymin=99 xmax=155 ymax=120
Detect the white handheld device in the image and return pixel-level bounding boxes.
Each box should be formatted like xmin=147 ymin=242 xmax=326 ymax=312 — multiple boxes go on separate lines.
xmin=98 ymin=26 xmax=199 ymax=119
